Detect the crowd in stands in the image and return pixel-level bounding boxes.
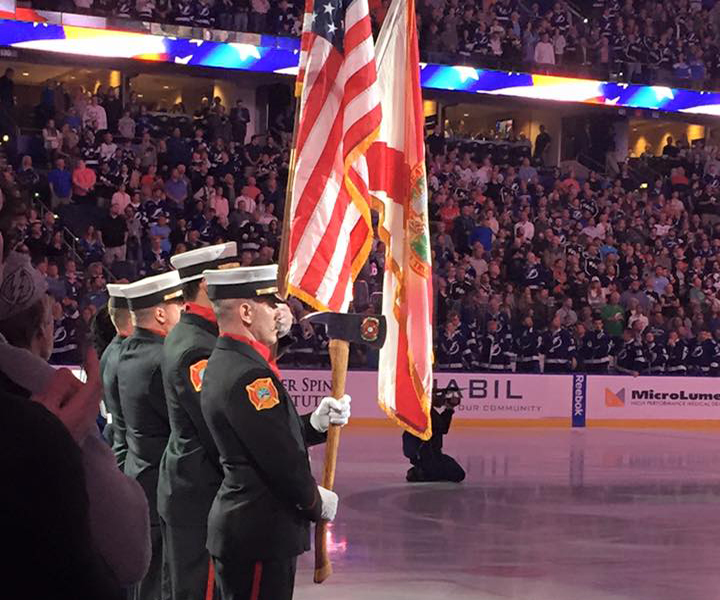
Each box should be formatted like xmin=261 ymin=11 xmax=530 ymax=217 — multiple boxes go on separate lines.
xmin=2 ymin=66 xmax=720 ymax=375
xmin=426 ymin=125 xmax=720 ymax=377
xmin=417 ymin=0 xmax=720 ymax=87
xmin=26 ymin=0 xmax=720 ymax=88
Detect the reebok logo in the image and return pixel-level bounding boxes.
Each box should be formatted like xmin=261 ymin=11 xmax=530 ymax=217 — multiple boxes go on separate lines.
xmin=572 ymin=375 xmax=587 ymax=427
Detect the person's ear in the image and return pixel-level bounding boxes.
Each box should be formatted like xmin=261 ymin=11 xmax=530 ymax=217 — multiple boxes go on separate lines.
xmin=155 ymin=305 xmax=167 ymax=326
xmin=238 ymin=301 xmax=253 ymax=326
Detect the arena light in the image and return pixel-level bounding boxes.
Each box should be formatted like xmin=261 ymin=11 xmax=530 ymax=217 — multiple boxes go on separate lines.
xmin=1 ymin=17 xmax=720 ymax=116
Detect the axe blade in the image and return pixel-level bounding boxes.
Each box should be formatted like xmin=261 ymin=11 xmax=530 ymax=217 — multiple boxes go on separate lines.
xmin=301 ymin=311 xmax=387 ymax=349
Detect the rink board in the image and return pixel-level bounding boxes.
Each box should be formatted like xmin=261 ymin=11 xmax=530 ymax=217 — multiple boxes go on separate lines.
xmin=279 ymin=370 xmax=720 ymax=428
xmin=73 ymin=366 xmax=720 ymax=428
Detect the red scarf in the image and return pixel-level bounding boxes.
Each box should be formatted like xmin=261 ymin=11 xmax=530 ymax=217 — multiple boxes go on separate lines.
xmin=185 ymin=302 xmax=217 ymax=324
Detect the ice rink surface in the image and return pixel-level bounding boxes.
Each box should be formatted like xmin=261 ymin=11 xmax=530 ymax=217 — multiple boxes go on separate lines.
xmin=296 ymin=426 xmax=720 ymax=600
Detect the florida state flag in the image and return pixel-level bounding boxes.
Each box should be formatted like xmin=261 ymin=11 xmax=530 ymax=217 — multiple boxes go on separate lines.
xmin=367 ymin=0 xmax=433 ymax=440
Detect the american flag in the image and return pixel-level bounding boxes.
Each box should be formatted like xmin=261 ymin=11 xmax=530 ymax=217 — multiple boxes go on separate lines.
xmin=280 ymin=0 xmax=381 ymax=312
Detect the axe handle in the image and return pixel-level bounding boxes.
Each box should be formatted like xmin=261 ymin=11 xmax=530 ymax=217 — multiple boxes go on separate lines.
xmin=314 ymin=338 xmax=349 ymax=584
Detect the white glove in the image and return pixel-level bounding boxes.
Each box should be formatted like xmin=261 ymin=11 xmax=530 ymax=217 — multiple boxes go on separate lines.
xmin=276 ymin=303 xmax=294 ymax=338
xmin=318 ymin=486 xmax=338 ymax=521
xmin=310 ymin=394 xmax=351 ymax=433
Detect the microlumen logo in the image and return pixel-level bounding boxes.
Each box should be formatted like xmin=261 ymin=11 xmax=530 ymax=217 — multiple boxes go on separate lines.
xmin=605 ymin=387 xmax=720 ymax=406
xmin=605 ymin=388 xmax=625 ymax=407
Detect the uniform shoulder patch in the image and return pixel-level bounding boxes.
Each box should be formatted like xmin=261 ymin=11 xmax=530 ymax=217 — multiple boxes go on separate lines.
xmin=189 ymin=359 xmax=209 ymax=392
xmin=245 ymin=377 xmax=280 ymax=411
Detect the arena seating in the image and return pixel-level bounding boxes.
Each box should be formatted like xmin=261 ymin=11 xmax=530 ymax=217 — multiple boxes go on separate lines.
xmin=1 ymin=78 xmax=720 ymax=374
xmin=24 ymin=0 xmax=720 ymax=89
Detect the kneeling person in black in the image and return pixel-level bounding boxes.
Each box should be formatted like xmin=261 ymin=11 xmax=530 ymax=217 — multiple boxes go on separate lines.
xmin=403 ymin=386 xmax=465 ymax=483
xmin=201 ymin=265 xmax=351 ymax=600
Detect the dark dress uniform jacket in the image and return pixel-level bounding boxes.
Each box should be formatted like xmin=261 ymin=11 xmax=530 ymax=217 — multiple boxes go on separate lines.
xmin=101 ymin=334 xmax=129 ymax=470
xmin=201 ymin=335 xmax=326 ymax=563
xmin=158 ymin=311 xmax=222 ymax=524
xmin=118 ymin=327 xmax=171 ymax=525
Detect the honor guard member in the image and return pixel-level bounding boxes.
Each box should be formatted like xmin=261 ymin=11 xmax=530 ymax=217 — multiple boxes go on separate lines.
xmin=644 ymin=331 xmax=668 ymax=375
xmin=479 ymin=318 xmax=512 ymax=372
xmin=666 ymin=331 xmax=689 ymax=375
xmin=101 ymin=283 xmax=133 ymax=470
xmin=118 ymin=271 xmax=184 ymax=600
xmin=200 ymin=265 xmax=351 ymax=600
xmin=615 ymin=329 xmax=648 ymax=377
xmin=581 ymin=315 xmax=613 ymax=373
xmin=157 ymin=242 xmax=238 ymax=600
xmin=515 ymin=316 xmax=543 ymax=373
xmin=542 ymin=314 xmax=577 ymax=373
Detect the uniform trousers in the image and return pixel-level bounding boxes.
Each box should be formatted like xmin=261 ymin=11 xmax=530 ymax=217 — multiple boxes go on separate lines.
xmin=162 ymin=520 xmax=214 ymax=600
xmin=213 ymin=556 xmax=297 ymax=600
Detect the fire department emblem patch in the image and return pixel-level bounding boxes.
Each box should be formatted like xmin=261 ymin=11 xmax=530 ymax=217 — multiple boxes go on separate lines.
xmin=189 ymin=359 xmax=208 ymax=393
xmin=360 ymin=316 xmax=380 ymax=343
xmin=246 ymin=377 xmax=280 ymax=411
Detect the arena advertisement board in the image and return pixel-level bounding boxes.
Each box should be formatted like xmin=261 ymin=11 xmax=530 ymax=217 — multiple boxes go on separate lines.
xmin=281 ymin=370 xmax=571 ymax=421
xmin=2 ymin=17 xmax=720 ymax=116
xmin=585 ymin=376 xmax=720 ymax=421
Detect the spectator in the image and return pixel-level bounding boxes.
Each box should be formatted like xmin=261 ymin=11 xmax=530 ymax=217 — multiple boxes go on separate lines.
xmin=0 ymin=67 xmax=14 ymax=108
xmin=83 ymin=95 xmax=108 ymax=131
xmin=250 ymin=0 xmax=270 ymax=32
xmin=118 ymin=109 xmax=136 ymax=140
xmin=111 ymin=182 xmax=131 ymax=213
xmin=100 ymin=132 xmax=118 ymax=162
xmin=43 ymin=118 xmax=62 ymax=160
xmin=145 ymin=235 xmax=171 ymax=274
xmin=534 ymin=32 xmax=556 ymax=68
xmin=72 ymin=159 xmax=97 ymax=205
xmin=601 ymin=291 xmax=626 ymax=338
xmin=150 ymin=213 xmax=172 ymax=253
xmin=210 ymin=185 xmax=230 ymax=220
xmin=100 ymin=203 xmax=129 ymax=265
xmin=533 ymin=125 xmax=551 ymax=163
xmin=230 ymin=98 xmax=251 ymax=144
xmin=0 ymin=250 xmax=150 ymax=590
xmin=514 ymin=211 xmax=535 ymax=242
xmin=79 ymin=225 xmax=105 ymax=266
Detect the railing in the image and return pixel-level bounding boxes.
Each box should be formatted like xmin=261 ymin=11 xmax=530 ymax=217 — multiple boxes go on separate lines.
xmin=33 ymin=187 xmax=118 ymax=283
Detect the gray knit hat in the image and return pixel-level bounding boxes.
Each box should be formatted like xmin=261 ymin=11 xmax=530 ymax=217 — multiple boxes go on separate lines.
xmin=0 ymin=251 xmax=48 ymax=320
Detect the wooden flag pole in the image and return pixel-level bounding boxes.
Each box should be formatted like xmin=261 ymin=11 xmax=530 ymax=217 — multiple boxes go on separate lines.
xmin=314 ymin=338 xmax=350 ymax=584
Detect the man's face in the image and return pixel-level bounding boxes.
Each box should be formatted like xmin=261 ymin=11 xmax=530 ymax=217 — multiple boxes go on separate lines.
xmin=247 ymin=297 xmax=280 ymax=348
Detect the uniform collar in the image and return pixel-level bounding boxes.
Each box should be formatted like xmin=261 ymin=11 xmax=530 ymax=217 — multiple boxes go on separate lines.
xmin=221 ymin=333 xmax=280 ymax=378
xmin=185 ymin=302 xmax=217 ymax=324
xmin=135 ymin=326 xmax=167 ymax=340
